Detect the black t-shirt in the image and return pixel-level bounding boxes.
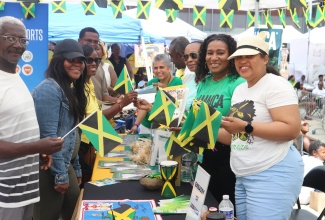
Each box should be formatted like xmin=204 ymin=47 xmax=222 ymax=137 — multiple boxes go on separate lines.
xmin=108 ymin=55 xmax=127 ymax=77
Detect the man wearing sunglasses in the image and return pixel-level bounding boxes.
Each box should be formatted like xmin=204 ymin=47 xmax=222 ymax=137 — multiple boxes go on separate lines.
xmin=0 ymin=16 xmax=63 ymax=220
xmin=79 ymin=27 xmax=118 ymax=103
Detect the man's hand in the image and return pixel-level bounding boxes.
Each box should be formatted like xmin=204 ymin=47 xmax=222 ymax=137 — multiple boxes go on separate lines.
xmin=54 ymin=183 xmax=69 ymax=195
xmin=119 ymin=91 xmax=138 ymax=108
xmin=133 ymin=99 xmax=152 ymax=112
xmin=39 ymin=154 xmax=53 ymax=170
xmin=37 ymin=137 xmax=63 ymax=155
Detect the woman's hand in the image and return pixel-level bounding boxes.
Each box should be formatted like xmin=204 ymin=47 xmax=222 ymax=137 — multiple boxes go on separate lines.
xmin=221 ymin=116 xmax=247 ymax=134
xmin=39 ymin=154 xmax=52 ymax=170
xmin=128 ymin=125 xmax=138 ymax=134
xmin=77 ymin=177 xmax=82 ymax=186
xmin=134 ymin=99 xmax=152 ymax=112
xmin=168 ymin=127 xmax=181 ymax=132
xmin=54 ymin=183 xmax=69 ymax=194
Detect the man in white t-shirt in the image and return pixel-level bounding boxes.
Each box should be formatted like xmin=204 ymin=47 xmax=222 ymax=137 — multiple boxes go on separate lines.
xmin=312 ymin=81 xmax=325 ymax=108
xmin=313 ymin=74 xmax=324 ymax=88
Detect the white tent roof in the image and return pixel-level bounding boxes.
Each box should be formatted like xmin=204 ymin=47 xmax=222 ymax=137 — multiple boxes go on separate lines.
xmin=303 ymin=27 xmax=325 ymax=44
xmin=124 ymin=7 xmax=207 ymax=41
xmin=233 ymin=25 xmax=304 ymax=43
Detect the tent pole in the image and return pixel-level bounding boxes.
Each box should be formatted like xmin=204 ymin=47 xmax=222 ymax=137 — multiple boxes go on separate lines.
xmin=140 ymin=29 xmax=153 ymax=81
xmin=254 ymin=0 xmax=259 ymax=31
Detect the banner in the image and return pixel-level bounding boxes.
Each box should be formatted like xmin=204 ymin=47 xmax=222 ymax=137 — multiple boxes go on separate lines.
xmin=0 ymin=2 xmax=48 ymax=91
xmin=256 ymin=28 xmax=283 ymax=69
xmin=134 ymin=43 xmax=165 ymax=68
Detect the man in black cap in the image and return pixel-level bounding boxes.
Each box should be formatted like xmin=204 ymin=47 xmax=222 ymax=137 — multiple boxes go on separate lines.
xmin=0 ymin=16 xmax=63 ymax=220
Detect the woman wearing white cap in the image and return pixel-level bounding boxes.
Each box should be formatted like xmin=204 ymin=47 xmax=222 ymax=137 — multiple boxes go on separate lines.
xmin=220 ymin=32 xmax=304 ymax=219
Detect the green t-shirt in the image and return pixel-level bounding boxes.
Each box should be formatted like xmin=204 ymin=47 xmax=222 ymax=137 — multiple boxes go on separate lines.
xmin=142 ymin=76 xmax=183 ymax=128
xmin=196 ymin=75 xmax=245 ymax=116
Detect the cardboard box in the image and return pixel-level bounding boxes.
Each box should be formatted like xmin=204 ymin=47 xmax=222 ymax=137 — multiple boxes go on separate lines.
xmin=309 ymin=191 xmax=325 ymax=213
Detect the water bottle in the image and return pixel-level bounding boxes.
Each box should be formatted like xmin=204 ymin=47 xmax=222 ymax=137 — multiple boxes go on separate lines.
xmin=181 ymin=152 xmax=197 ymax=182
xmin=218 ymin=195 xmax=234 ymax=220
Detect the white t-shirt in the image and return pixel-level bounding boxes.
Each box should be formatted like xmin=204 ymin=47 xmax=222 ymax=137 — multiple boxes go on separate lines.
xmin=230 ymin=74 xmax=298 ymax=176
xmin=312 ymin=87 xmax=325 ymax=98
xmin=102 ymin=62 xmax=111 ymax=87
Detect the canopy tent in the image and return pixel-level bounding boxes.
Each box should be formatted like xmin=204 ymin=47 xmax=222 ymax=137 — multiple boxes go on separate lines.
xmin=123 ymin=7 xmax=207 ymax=41
xmin=48 ymin=3 xmax=165 ymax=43
xmin=233 ymin=25 xmax=304 ymax=43
xmin=290 ymin=27 xmax=325 ymax=83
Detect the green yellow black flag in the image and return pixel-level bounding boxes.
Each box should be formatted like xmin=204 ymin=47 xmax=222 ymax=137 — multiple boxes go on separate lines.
xmin=95 ymin=0 xmax=107 ymax=8
xmin=148 ymin=89 xmax=177 ymax=127
xmin=79 ymin=110 xmax=122 ymax=157
xmin=285 ymin=0 xmax=307 ymax=10
xmin=289 ymin=8 xmax=301 ymax=28
xmin=218 ymin=0 xmax=241 ymax=11
xmin=165 ymin=132 xmax=189 ymax=159
xmin=165 ymin=9 xmax=178 ymax=23
xmin=247 ymin=11 xmax=260 ymax=28
xmin=312 ymin=5 xmax=324 ymax=27
xmin=278 ymin=9 xmax=286 ymax=28
xmin=111 ymin=0 xmax=125 ymax=18
xmin=193 ymin=6 xmax=206 ymax=26
xmin=52 ymin=0 xmax=66 ymax=13
xmin=20 ymin=2 xmax=35 ymax=19
xmin=156 ymin=0 xmax=183 ymax=10
xmin=302 ymin=7 xmax=313 ymax=28
xmin=81 ymin=1 xmax=96 ymax=15
xmin=190 ymin=101 xmax=222 ymax=150
xmin=264 ymin=10 xmax=273 ymax=28
xmin=113 ymin=65 xmax=133 ymax=95
xmin=0 ymin=2 xmax=5 ymax=10
xmin=137 ymin=0 xmax=151 ymax=19
xmin=220 ymin=9 xmax=234 ymax=28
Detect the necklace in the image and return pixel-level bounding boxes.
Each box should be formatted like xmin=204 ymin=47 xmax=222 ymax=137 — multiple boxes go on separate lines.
xmin=213 ymin=73 xmax=228 ymax=82
xmin=206 ymin=74 xmax=228 ymax=95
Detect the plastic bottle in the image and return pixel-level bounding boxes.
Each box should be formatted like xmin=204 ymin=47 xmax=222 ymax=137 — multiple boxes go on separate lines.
xmin=181 ymin=152 xmax=197 ymax=182
xmin=218 ymin=195 xmax=234 ymax=220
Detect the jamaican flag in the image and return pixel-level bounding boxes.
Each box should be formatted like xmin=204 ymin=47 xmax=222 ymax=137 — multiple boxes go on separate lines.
xmin=79 ymin=110 xmax=122 ymax=157
xmin=52 ymin=0 xmax=66 ymax=13
xmin=111 ymin=0 xmax=125 ymax=18
xmin=20 ymin=2 xmax=35 ymax=19
xmin=220 ymin=9 xmax=234 ymax=28
xmin=137 ymin=0 xmax=151 ymax=19
xmin=289 ymin=8 xmax=301 ymax=28
xmin=148 ymin=89 xmax=177 ymax=127
xmin=303 ymin=7 xmax=314 ymax=29
xmin=113 ymin=65 xmax=133 ymax=95
xmin=95 ymin=0 xmax=107 ymax=8
xmin=81 ymin=1 xmax=96 ymax=15
xmin=247 ymin=11 xmax=260 ymax=27
xmin=218 ymin=0 xmax=241 ymax=10
xmin=193 ymin=6 xmax=206 ymax=26
xmin=156 ymin=0 xmax=183 ymax=10
xmin=165 ymin=132 xmax=189 ymax=159
xmin=189 ymin=101 xmax=222 ymax=150
xmin=0 ymin=2 xmax=5 ymax=10
xmin=312 ymin=5 xmax=324 ymax=28
xmin=286 ymin=0 xmax=307 ymax=10
xmin=264 ymin=10 xmax=273 ymax=28
xmin=165 ymin=8 xmax=178 ymax=22
xmin=278 ymin=9 xmax=286 ymax=28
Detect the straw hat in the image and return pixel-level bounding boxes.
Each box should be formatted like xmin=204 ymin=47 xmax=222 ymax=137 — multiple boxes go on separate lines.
xmin=228 ymin=31 xmax=269 ymax=60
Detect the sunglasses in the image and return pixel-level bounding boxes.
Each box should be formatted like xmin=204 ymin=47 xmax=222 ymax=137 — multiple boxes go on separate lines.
xmin=66 ymin=57 xmax=86 ymax=64
xmin=85 ymin=57 xmax=102 ymax=65
xmin=183 ymin=52 xmax=199 ymax=61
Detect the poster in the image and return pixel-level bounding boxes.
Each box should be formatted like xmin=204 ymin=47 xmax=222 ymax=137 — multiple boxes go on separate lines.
xmin=0 ymin=2 xmax=48 ymax=91
xmin=256 ymin=28 xmax=283 ymax=70
xmin=134 ymin=43 xmax=165 ymax=68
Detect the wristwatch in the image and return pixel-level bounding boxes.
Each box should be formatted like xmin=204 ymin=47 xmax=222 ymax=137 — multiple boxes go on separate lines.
xmin=244 ymin=122 xmax=254 ymax=134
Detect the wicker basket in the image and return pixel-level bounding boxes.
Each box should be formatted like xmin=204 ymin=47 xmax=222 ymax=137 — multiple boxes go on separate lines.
xmin=139 ymin=177 xmax=164 ymax=190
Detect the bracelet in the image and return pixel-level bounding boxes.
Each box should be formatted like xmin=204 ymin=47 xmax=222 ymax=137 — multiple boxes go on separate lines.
xmin=134 ymin=123 xmax=139 ymax=128
xmin=117 ymin=101 xmax=123 ymax=111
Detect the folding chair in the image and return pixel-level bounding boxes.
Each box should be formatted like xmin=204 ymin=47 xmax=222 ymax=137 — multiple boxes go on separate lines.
xmin=290 ymin=166 xmax=325 ymax=220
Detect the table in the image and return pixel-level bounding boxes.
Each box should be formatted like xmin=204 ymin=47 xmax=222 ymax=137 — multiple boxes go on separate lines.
xmin=82 ymin=181 xmax=218 ymax=220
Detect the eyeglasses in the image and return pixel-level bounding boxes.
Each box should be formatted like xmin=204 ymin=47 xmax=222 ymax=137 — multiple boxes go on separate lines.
xmin=183 ymin=52 xmax=199 ymax=61
xmin=83 ymin=39 xmax=99 ymax=45
xmin=0 ymin=35 xmax=30 ymax=45
xmin=85 ymin=57 xmax=102 ymax=65
xmin=66 ymin=57 xmax=86 ymax=64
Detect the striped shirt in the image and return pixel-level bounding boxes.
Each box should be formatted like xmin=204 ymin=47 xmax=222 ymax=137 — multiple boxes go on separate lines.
xmin=0 ymin=70 xmax=40 ymax=208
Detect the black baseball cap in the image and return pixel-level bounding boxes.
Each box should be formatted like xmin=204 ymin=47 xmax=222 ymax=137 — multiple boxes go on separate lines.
xmin=53 ymin=39 xmax=85 ymax=59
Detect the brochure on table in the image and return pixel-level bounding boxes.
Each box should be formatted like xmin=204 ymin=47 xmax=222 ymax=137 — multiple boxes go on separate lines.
xmin=149 ymin=129 xmax=171 ymax=166
xmin=186 ymin=165 xmax=211 ymax=220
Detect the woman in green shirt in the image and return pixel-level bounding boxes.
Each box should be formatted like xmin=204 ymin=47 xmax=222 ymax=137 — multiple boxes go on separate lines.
xmin=195 ymin=34 xmax=245 ymax=207
xmin=130 ymin=54 xmax=183 ymax=134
